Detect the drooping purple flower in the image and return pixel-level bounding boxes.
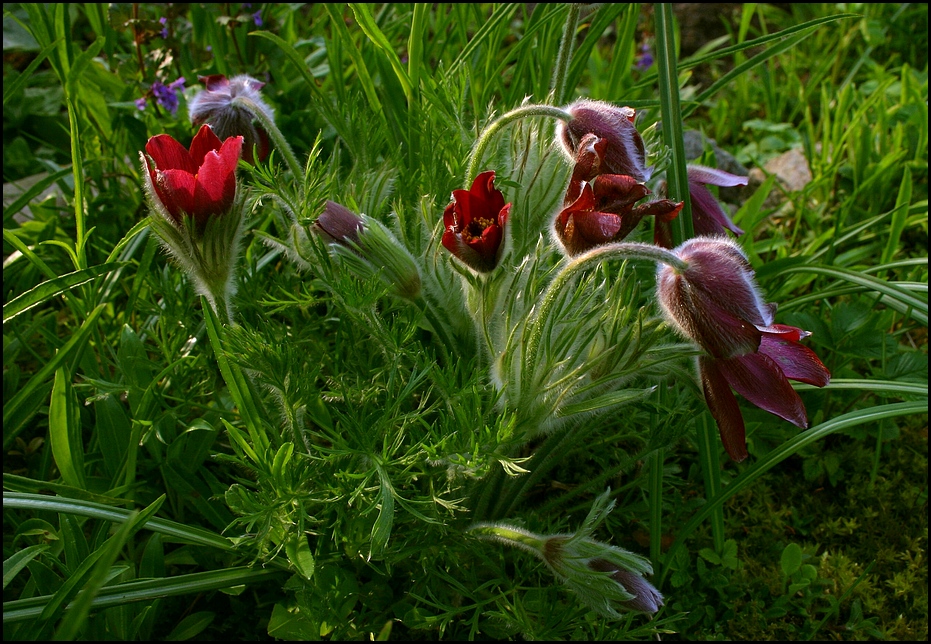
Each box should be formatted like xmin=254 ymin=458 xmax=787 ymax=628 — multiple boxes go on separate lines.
xmin=188 ymin=74 xmax=274 ymax=163
xmin=558 ymin=99 xmax=651 ymax=182
xmin=554 ymin=134 xmax=682 ymax=256
xmin=654 ymin=164 xmax=749 ymax=248
xmin=656 ymin=236 xmax=831 ymax=461
xmin=159 ymin=16 xmax=168 ymax=39
xmin=252 ymin=10 xmax=263 ymax=26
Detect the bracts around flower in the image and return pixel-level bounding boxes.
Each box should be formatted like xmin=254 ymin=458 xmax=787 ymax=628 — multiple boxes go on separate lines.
xmin=140 ymin=124 xmax=246 ymax=323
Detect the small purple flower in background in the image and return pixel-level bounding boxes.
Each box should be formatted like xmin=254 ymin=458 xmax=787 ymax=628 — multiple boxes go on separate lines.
xmin=634 ymin=41 xmax=653 ymax=72
xmin=135 ymin=97 xmax=148 ymax=111
xmin=149 ymin=77 xmax=186 ymax=117
xmin=159 ymin=16 xmax=168 ymax=39
xmin=252 ymin=11 xmax=263 ymax=27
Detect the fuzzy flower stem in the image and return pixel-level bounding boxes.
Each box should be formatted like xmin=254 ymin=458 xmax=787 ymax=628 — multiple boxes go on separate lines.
xmin=468 ymin=523 xmax=546 ymax=556
xmin=550 ymin=3 xmax=581 ymax=104
xmin=525 ymin=242 xmax=688 ymax=375
xmin=230 ymin=95 xmax=303 ymax=182
xmin=466 ymin=104 xmax=574 ymax=187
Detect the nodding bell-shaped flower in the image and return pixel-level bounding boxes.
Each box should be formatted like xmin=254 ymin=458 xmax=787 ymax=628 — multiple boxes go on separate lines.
xmin=654 ymin=165 xmax=749 ymax=249
xmin=554 ymin=134 xmax=682 ymax=256
xmin=141 ymin=124 xmax=243 ymax=232
xmin=441 ymin=170 xmax=512 ymax=272
xmin=558 ymin=99 xmax=651 ymax=181
xmin=656 ymin=237 xmax=831 ymax=461
xmin=189 ymin=74 xmax=273 ymax=163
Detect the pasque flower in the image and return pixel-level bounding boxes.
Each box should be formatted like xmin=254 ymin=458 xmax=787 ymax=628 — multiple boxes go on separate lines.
xmin=140 ymin=125 xmax=246 ymax=322
xmin=442 ymin=170 xmax=511 ymax=272
xmin=141 ymin=124 xmax=243 ymax=231
xmin=554 ymin=133 xmax=682 ymax=256
xmin=469 ymin=490 xmax=663 ymax=618
xmin=314 ymin=200 xmax=364 ymax=246
xmin=656 ymin=237 xmax=831 ymax=461
xmin=654 ymin=165 xmax=748 ymax=248
xmin=189 ymin=74 xmax=273 ymax=163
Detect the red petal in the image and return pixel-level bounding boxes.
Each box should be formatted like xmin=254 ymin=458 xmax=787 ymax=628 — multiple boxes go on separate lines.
xmin=146 ymin=134 xmax=198 ymax=174
xmin=700 ymin=357 xmax=748 ymax=462
xmin=759 ymin=336 xmax=831 ymax=387
xmin=719 ymin=352 xmax=809 ymax=428
xmin=189 ymin=125 xmax=225 ymax=166
xmin=155 ymin=168 xmax=197 ymax=221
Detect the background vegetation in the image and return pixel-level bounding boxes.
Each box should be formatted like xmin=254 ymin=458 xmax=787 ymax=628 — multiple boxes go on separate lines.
xmin=3 ymin=3 xmax=927 ymax=640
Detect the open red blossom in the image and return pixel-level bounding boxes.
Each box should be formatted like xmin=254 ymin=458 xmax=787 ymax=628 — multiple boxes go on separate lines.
xmin=555 ymin=134 xmax=682 ymax=256
xmin=442 ymin=170 xmax=511 ymax=272
xmin=657 ymin=237 xmax=831 ymax=461
xmin=142 ymin=124 xmax=242 ymax=229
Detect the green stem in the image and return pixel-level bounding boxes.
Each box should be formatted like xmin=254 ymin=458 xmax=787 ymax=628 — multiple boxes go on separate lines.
xmin=654 ymin=3 xmax=693 ymax=246
xmin=524 ymin=242 xmax=687 ymax=373
xmin=231 ymin=95 xmax=304 ymax=186
xmin=550 ymin=3 xmax=582 ymax=104
xmin=465 ymin=104 xmax=574 ymax=186
xmin=696 ymin=412 xmax=725 ymax=552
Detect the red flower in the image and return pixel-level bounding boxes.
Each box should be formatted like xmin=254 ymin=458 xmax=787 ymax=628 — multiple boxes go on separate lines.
xmin=555 ymin=134 xmax=682 ymax=256
xmin=142 ymin=124 xmax=243 ymax=229
xmin=656 ymin=237 xmax=831 ymax=461
xmin=442 ymin=170 xmax=511 ymax=272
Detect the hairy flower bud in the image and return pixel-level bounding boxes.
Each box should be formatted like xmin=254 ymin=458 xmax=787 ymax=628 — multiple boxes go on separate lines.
xmin=558 ymin=99 xmax=650 ymax=181
xmin=189 ymin=74 xmax=274 ymax=163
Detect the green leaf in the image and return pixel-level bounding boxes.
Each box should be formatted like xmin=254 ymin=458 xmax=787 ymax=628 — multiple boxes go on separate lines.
xmin=780 ymin=543 xmax=803 ymax=577
xmin=48 ymin=368 xmax=86 ymax=489
xmin=285 ymin=533 xmax=315 ymax=581
xmin=164 ymin=611 xmax=215 ymax=641
xmin=3 ymin=263 xmax=124 ymax=324
xmin=3 ymin=544 xmax=49 ymax=590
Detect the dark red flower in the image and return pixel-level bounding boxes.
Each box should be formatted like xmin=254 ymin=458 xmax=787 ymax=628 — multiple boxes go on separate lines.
xmin=442 ymin=170 xmax=511 ymax=272
xmin=656 ymin=237 xmax=831 ymax=461
xmin=142 ymin=124 xmax=243 ymax=229
xmin=555 ymin=134 xmax=682 ymax=256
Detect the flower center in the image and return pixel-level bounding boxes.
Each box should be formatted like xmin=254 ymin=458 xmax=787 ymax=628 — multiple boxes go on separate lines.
xmin=462 ymin=216 xmax=494 ymax=242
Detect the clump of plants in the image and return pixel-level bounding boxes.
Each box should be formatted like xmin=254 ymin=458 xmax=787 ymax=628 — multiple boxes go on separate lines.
xmin=3 ymin=3 xmax=927 ymax=640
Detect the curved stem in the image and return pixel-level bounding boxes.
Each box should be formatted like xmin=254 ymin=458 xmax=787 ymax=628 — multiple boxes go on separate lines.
xmin=465 ymin=104 xmax=574 ymax=186
xmin=524 ymin=242 xmax=687 ymax=374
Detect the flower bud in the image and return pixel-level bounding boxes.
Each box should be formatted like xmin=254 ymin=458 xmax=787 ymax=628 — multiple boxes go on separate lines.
xmin=313 ymin=200 xmax=364 ymax=246
xmin=189 ymin=74 xmax=274 ymax=163
xmin=558 ymin=99 xmax=650 ymax=181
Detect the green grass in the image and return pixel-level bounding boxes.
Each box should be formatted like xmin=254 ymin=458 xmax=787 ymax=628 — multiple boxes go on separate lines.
xmin=3 ymin=3 xmax=927 ymax=640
